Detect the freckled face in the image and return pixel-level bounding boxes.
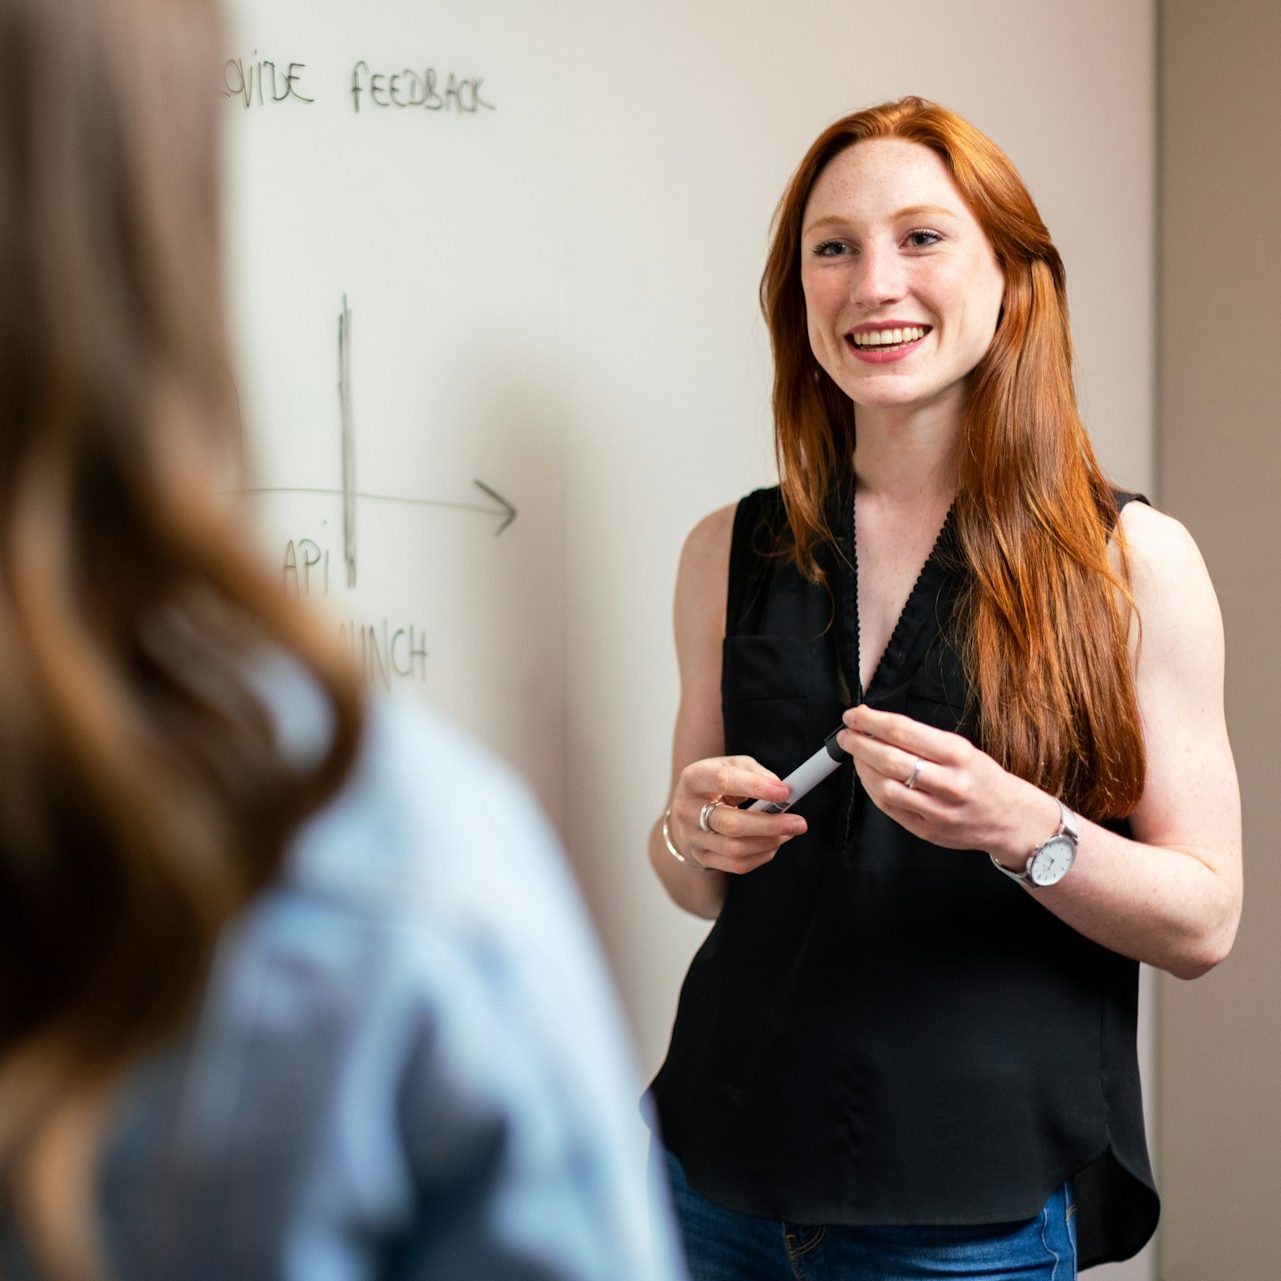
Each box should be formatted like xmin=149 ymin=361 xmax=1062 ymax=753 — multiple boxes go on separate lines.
xmin=799 ymin=138 xmax=1005 ymax=418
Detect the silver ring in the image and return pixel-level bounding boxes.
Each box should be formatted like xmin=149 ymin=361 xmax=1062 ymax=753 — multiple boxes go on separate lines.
xmin=699 ymin=800 xmax=725 ymax=833
xmin=903 ymin=757 xmax=924 ymax=790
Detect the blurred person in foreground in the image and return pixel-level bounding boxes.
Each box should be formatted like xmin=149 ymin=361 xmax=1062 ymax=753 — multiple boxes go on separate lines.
xmin=0 ymin=1 xmax=684 ymax=1278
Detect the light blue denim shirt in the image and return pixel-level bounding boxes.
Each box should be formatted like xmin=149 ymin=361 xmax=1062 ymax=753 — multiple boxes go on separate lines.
xmin=68 ymin=682 xmax=685 ymax=1281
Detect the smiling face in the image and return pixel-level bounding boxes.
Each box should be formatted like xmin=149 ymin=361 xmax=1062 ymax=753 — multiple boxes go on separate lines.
xmin=800 ymin=138 xmax=1005 ymax=422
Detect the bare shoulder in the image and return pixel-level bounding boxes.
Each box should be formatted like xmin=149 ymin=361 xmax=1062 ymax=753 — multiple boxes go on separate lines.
xmin=679 ymin=503 xmax=737 ymax=585
xmin=673 ymin=503 xmax=737 ymax=669
xmin=1112 ymin=504 xmax=1238 ymax=889
xmin=1118 ymin=500 xmax=1204 ymax=578
xmin=1114 ymin=502 xmax=1225 ymax=684
xmin=1116 ymin=501 xmax=1220 ymax=627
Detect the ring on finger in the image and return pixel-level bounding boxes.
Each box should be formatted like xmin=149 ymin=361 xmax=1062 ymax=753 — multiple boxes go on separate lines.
xmin=903 ymin=757 xmax=925 ymax=790
xmin=699 ymin=799 xmax=726 ymax=833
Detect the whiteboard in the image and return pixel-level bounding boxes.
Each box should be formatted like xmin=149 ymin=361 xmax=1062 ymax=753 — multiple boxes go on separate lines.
xmin=222 ymin=0 xmax=566 ymax=811
xmin=222 ymin=6 xmax=1158 ymax=1276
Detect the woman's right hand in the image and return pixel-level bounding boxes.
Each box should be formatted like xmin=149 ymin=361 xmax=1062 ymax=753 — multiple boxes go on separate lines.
xmin=668 ymin=756 xmax=807 ymax=875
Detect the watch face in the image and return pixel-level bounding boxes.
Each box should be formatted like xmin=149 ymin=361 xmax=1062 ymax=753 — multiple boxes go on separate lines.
xmin=1029 ymin=835 xmax=1076 ymax=887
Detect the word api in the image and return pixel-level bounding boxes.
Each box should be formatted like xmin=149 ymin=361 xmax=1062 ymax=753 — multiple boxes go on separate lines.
xmin=282 ymin=539 xmax=329 ymax=598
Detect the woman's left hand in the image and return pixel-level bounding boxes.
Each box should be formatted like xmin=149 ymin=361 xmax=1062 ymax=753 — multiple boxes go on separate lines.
xmin=836 ymin=704 xmax=1054 ymax=864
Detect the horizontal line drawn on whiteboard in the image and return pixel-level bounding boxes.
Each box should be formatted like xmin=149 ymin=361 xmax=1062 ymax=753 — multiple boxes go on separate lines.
xmin=244 ymin=482 xmax=518 ymax=535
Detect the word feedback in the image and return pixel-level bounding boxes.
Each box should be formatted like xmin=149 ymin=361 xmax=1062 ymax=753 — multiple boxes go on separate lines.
xmin=350 ymin=62 xmax=494 ymax=114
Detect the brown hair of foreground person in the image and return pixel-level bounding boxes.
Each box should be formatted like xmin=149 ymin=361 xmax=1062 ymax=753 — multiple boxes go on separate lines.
xmin=0 ymin=0 xmax=363 ymax=1273
xmin=760 ymin=96 xmax=1145 ymax=820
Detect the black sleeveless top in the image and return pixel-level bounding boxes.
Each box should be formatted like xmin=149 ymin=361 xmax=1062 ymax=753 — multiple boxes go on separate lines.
xmin=648 ymin=479 xmax=1159 ymax=1269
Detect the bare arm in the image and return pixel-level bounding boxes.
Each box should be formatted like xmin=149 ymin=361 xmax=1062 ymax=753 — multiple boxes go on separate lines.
xmin=838 ymin=502 xmax=1242 ymax=979
xmin=647 ymin=506 xmax=806 ymax=919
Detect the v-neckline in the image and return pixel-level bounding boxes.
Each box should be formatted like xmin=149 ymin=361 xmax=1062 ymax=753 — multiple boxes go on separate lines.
xmin=845 ymin=487 xmax=956 ymax=705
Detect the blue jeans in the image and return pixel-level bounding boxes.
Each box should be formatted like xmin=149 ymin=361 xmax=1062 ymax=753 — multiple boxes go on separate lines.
xmin=660 ymin=1148 xmax=1077 ymax=1281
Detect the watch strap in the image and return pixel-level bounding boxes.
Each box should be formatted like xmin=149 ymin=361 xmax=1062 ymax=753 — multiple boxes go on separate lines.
xmin=989 ymin=849 xmax=1033 ymax=883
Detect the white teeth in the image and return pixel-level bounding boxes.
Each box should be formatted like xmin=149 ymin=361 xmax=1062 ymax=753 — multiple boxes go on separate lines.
xmin=851 ymin=325 xmax=926 ymax=348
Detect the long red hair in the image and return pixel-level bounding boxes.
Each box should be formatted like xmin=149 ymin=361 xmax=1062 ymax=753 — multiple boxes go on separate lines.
xmin=760 ymin=97 xmax=1144 ymax=818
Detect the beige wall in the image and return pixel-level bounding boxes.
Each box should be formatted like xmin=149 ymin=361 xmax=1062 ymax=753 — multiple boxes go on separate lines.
xmin=1158 ymin=2 xmax=1281 ymax=1278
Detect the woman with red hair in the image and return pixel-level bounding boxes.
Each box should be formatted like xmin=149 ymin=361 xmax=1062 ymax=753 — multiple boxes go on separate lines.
xmin=646 ymin=97 xmax=1240 ymax=1278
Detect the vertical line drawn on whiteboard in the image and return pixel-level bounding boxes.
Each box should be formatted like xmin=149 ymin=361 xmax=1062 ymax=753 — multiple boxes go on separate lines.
xmin=338 ymin=293 xmax=356 ymax=587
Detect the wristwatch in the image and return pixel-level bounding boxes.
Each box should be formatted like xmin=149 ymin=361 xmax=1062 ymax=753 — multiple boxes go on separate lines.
xmin=989 ymin=799 xmax=1080 ymax=888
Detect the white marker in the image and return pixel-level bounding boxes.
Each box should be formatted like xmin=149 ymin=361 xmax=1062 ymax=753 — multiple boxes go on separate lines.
xmin=742 ymin=727 xmax=850 ymax=813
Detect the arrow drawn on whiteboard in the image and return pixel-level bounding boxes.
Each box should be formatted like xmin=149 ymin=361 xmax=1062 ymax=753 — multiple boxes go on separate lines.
xmin=244 ymin=480 xmax=519 ymax=535
xmin=470 ymin=480 xmax=517 ymax=533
